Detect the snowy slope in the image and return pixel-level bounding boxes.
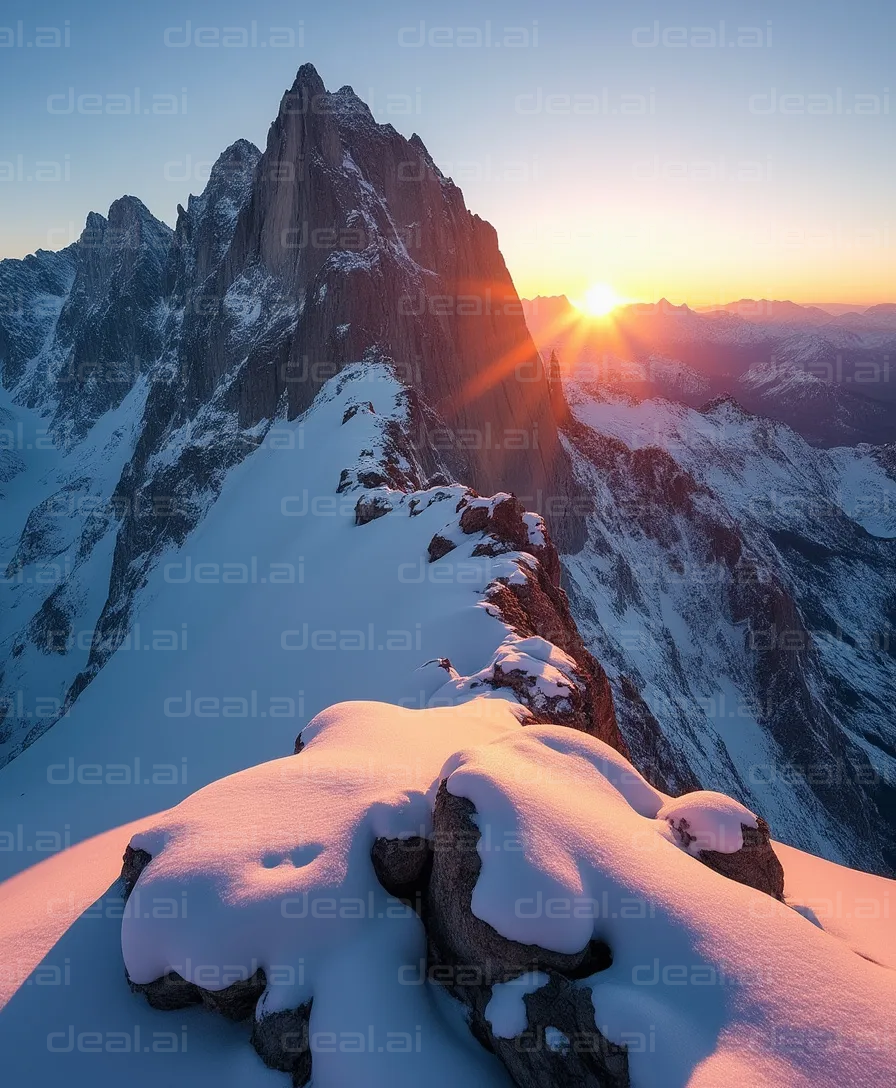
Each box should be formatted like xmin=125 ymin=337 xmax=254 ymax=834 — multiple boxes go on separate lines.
xmin=0 ymin=364 xmax=551 ymax=880
xmin=1 ymin=699 xmax=894 ymax=1087
xmin=560 ymin=383 xmax=896 ymax=873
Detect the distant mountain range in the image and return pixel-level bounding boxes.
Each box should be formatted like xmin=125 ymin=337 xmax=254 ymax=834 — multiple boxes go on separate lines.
xmin=695 ymin=299 xmax=896 ymax=322
xmin=524 ymin=295 xmax=896 ymax=446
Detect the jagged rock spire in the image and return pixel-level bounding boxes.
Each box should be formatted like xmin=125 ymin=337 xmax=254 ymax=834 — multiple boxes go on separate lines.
xmin=548 ymin=349 xmax=570 ymax=426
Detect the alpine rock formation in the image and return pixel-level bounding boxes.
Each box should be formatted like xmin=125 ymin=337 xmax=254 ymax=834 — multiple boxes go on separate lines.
xmin=1 ymin=64 xmax=896 ymax=1088
xmin=0 ymin=64 xmax=580 ymax=766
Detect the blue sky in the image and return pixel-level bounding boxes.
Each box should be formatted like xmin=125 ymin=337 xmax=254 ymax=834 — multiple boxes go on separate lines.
xmin=1 ymin=0 xmax=892 ymax=303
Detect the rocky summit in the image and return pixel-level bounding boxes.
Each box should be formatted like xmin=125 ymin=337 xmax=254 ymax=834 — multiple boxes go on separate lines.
xmin=1 ymin=59 xmax=895 ymax=1088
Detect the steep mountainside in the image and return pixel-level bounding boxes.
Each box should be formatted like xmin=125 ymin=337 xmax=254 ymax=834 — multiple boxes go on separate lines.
xmin=0 ymin=65 xmax=580 ymax=765
xmin=555 ymin=378 xmax=896 ymax=874
xmin=0 ymin=362 xmax=616 ymax=878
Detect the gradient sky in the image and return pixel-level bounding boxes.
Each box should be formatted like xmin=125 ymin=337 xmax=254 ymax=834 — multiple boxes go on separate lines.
xmin=1 ymin=0 xmax=893 ymax=306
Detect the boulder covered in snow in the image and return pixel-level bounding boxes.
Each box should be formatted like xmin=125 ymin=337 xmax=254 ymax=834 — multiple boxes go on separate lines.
xmin=115 ymin=701 xmax=889 ymax=1088
xmin=658 ymin=791 xmax=785 ymax=899
xmin=120 ymin=842 xmax=269 ymax=1020
xmin=354 ymin=493 xmax=393 ymax=524
xmin=699 ymin=816 xmax=785 ymax=899
xmin=428 ymin=782 xmax=604 ymax=982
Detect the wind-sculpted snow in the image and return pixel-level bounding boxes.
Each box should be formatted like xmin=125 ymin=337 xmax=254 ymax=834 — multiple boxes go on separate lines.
xmin=441 ymin=723 xmax=896 ymax=1088
xmin=123 ymin=701 xmax=524 ymax=1087
xmin=119 ymin=704 xmax=895 ymax=1087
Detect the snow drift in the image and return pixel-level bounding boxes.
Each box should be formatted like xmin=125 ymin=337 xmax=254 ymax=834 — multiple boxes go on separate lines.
xmin=118 ymin=701 xmax=896 ymax=1088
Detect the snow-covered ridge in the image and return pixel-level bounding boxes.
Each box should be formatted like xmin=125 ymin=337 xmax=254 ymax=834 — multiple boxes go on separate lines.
xmin=115 ymin=701 xmax=893 ymax=1088
xmin=5 ymin=360 xmax=866 ymax=1088
xmin=0 ymin=361 xmax=599 ymax=870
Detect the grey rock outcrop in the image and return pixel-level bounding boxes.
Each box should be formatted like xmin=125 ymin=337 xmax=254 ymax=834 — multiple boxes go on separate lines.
xmin=354 ymin=493 xmax=392 ymax=524
xmin=468 ymin=972 xmax=629 ymax=1088
xmin=428 ymin=493 xmax=626 ymax=750
xmin=697 ymin=816 xmax=785 ymax=900
xmin=428 ymin=783 xmax=602 ymax=982
xmin=251 ymin=1004 xmax=313 ymax=1086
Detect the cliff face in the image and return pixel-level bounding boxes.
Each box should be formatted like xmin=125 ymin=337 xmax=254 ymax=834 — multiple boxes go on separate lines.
xmin=559 ymin=382 xmax=896 ymax=875
xmin=0 ymin=64 xmax=582 ymax=760
xmin=178 ymin=65 xmax=582 ymax=547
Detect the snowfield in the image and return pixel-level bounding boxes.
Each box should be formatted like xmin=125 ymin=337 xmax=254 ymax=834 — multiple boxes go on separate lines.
xmin=1 ymin=366 xmax=894 ymax=1086
xmin=0 ymin=364 xmax=532 ymax=877
xmin=1 ymin=699 xmax=894 ymax=1086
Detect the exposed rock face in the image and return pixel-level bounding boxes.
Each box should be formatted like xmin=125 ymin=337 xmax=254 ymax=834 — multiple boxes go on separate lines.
xmin=698 ymin=817 xmax=786 ymax=900
xmin=483 ymin=973 xmax=629 ymax=1088
xmin=251 ymin=1005 xmax=313 ymax=1086
xmin=370 ymin=835 xmax=431 ymax=900
xmin=427 ymin=533 xmax=457 ymax=562
xmin=0 ymin=65 xmax=584 ymax=762
xmin=560 ymin=385 xmax=896 ymax=875
xmin=354 ymin=493 xmax=392 ymax=524
xmin=429 ymin=492 xmax=626 ymax=751
xmin=547 ymin=349 xmax=570 ymax=428
xmin=0 ymin=246 xmax=76 ymax=388
xmin=210 ymin=64 xmax=581 ymax=546
xmin=613 ymin=676 xmax=701 ymax=795
xmin=34 ymin=197 xmax=172 ymax=439
xmin=130 ymin=968 xmax=267 ymax=1021
xmin=120 ymin=843 xmax=152 ymax=896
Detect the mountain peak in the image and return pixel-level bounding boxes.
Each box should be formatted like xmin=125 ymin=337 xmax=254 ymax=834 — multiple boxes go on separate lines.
xmin=698 ymin=392 xmax=752 ymax=418
xmin=106 ymin=194 xmax=160 ymax=226
xmin=202 ymin=139 xmax=261 ymax=196
xmin=83 ymin=210 xmax=107 ymax=234
xmin=217 ymin=137 xmax=261 ymax=163
xmin=288 ymin=61 xmax=326 ymax=99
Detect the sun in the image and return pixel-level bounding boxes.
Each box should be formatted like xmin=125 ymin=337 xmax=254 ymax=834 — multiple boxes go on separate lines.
xmin=575 ymin=283 xmax=621 ymax=318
